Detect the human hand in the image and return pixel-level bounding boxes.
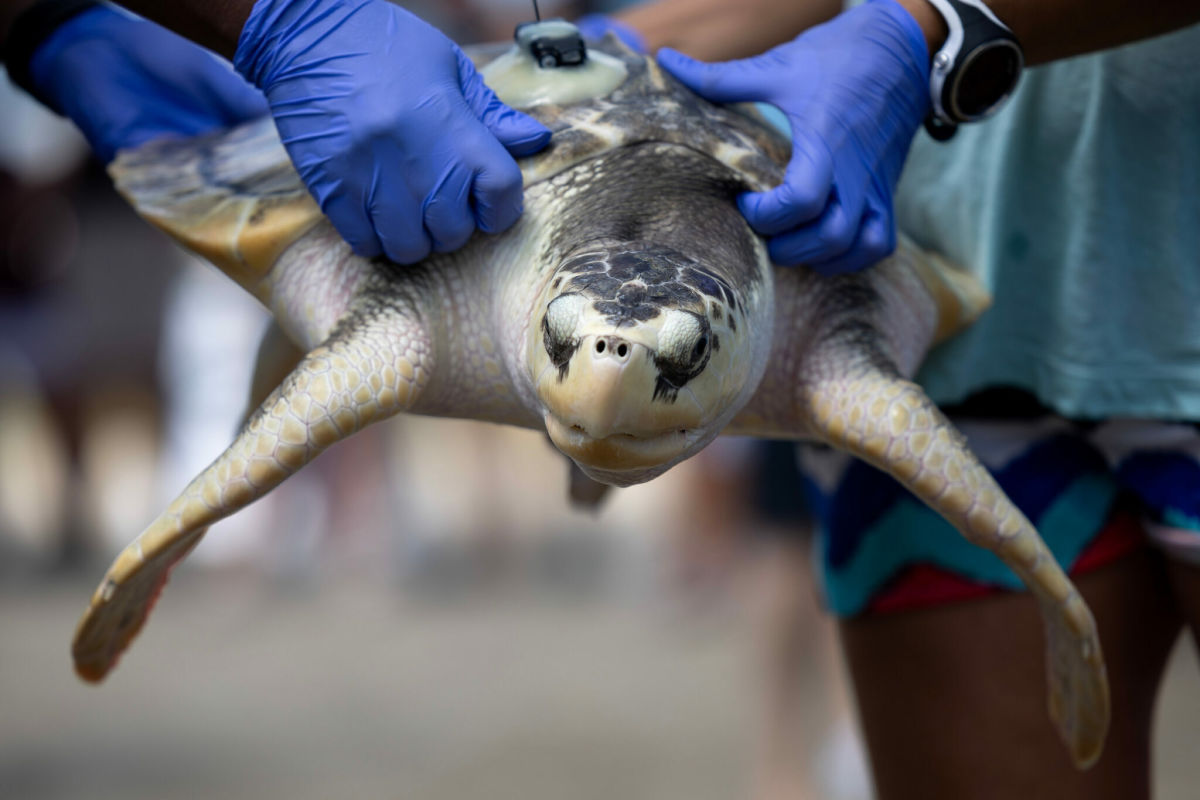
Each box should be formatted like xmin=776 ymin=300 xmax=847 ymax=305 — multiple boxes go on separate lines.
xmin=575 ymin=14 xmax=647 ymax=53
xmin=27 ymin=6 xmax=267 ymax=163
xmin=234 ymin=0 xmax=552 ymax=265
xmin=657 ymin=0 xmax=929 ymax=274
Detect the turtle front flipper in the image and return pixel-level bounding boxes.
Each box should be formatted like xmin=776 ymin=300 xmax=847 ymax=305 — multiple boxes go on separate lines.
xmin=799 ymin=369 xmax=1109 ymax=768
xmin=72 ymin=305 xmax=433 ymax=682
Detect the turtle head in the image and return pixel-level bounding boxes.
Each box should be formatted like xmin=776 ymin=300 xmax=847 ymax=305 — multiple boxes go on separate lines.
xmin=528 ymin=243 xmax=770 ymax=487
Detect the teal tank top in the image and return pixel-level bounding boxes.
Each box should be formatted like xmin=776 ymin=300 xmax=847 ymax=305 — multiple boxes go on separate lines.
xmin=896 ymin=24 xmax=1200 ymax=420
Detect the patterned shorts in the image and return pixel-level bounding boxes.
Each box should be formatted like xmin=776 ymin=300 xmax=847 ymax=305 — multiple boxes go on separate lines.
xmin=797 ymin=389 xmax=1200 ymax=617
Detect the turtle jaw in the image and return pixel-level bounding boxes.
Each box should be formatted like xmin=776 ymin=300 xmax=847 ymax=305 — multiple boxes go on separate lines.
xmin=544 ymin=412 xmax=706 ymax=486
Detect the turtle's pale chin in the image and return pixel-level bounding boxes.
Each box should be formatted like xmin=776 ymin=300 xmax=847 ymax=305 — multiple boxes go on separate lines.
xmin=544 ymin=413 xmax=703 ymax=486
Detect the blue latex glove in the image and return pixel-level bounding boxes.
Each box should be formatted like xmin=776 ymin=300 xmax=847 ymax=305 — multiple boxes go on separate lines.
xmin=234 ymin=0 xmax=552 ymax=264
xmin=657 ymin=0 xmax=929 ymax=274
xmin=575 ymin=14 xmax=647 ymax=53
xmin=27 ymin=6 xmax=268 ymax=163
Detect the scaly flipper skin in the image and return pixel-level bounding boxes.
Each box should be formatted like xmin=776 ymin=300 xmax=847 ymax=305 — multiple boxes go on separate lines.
xmin=799 ymin=367 xmax=1110 ymax=768
xmin=72 ymin=305 xmax=433 ymax=681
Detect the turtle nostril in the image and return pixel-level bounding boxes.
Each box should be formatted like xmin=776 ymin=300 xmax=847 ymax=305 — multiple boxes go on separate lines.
xmin=595 ymin=337 xmax=631 ymax=359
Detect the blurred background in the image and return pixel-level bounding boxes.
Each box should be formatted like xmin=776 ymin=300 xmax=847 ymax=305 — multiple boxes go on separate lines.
xmin=1 ymin=2 xmax=1198 ymax=799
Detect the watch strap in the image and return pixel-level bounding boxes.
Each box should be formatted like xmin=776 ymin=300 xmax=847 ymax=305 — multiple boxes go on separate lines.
xmin=923 ymin=0 xmax=1023 ymax=137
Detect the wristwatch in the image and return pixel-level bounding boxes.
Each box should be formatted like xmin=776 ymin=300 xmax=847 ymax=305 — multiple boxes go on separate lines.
xmin=922 ymin=0 xmax=1024 ymax=140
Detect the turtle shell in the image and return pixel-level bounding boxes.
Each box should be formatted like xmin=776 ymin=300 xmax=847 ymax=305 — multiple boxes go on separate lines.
xmin=107 ymin=38 xmax=789 ymax=290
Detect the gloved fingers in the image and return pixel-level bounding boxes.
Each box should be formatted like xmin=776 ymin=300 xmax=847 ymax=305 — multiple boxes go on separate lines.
xmin=764 ymin=199 xmax=848 ymax=267
xmin=471 ymin=156 xmax=526 ymax=235
xmin=422 ymin=161 xmax=477 ymax=253
xmin=482 ymin=103 xmax=553 ymax=159
xmin=800 ymin=199 xmax=895 ymax=275
xmin=321 ymin=186 xmax=386 ymax=261
xmin=447 ymin=123 xmax=527 ymax=235
xmin=367 ymin=172 xmax=434 ymax=264
xmin=656 ymin=48 xmax=772 ymax=104
xmin=457 ymin=50 xmax=551 ymax=158
xmin=763 ymin=175 xmax=869 ymax=268
xmin=738 ymin=127 xmax=833 ymax=236
xmin=374 ymin=213 xmax=434 ymax=265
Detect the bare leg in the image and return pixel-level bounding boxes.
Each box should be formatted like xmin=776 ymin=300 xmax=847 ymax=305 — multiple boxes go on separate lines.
xmin=840 ymin=551 xmax=1182 ymax=800
xmin=1166 ymin=559 xmax=1200 ymax=648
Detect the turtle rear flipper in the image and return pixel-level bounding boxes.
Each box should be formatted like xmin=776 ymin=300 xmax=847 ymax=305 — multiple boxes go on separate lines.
xmin=73 ymin=306 xmax=433 ymax=682
xmin=799 ymin=371 xmax=1109 ymax=769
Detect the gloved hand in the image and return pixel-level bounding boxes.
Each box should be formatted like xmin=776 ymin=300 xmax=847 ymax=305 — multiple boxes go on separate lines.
xmin=575 ymin=14 xmax=646 ymax=53
xmin=27 ymin=6 xmax=268 ymax=163
xmin=657 ymin=0 xmax=929 ymax=274
xmin=234 ymin=0 xmax=553 ymax=264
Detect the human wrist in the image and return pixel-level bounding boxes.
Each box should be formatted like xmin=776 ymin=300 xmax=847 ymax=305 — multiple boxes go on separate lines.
xmin=858 ymin=0 xmax=933 ymax=117
xmin=234 ymin=0 xmax=366 ymax=86
xmin=232 ymin=0 xmax=290 ymax=84
xmin=889 ymin=0 xmax=948 ymax=62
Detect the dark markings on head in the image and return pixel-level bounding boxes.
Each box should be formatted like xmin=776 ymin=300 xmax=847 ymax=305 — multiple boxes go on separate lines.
xmin=558 ymin=246 xmax=739 ymax=329
xmin=683 ymin=267 xmax=742 ymax=315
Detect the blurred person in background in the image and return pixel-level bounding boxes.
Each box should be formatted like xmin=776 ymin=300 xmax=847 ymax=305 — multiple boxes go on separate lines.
xmin=582 ymin=0 xmax=1200 ymax=798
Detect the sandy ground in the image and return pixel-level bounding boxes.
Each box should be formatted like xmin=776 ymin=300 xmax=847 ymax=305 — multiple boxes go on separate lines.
xmin=2 ymin=566 xmax=1199 ymax=800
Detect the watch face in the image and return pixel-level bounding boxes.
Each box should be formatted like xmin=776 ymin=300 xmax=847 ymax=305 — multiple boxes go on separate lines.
xmin=954 ymin=41 xmax=1022 ymax=120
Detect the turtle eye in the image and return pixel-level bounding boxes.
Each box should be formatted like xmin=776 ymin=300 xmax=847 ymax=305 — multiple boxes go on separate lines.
xmin=543 ymin=292 xmax=588 ymax=377
xmin=652 ymin=310 xmax=713 ymax=402
xmin=658 ymin=309 xmax=710 ymax=367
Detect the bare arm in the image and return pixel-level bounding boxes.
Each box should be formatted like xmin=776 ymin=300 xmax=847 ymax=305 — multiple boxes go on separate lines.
xmin=612 ymin=0 xmax=841 ymax=60
xmin=988 ymin=0 xmax=1200 ymax=65
xmin=612 ymin=0 xmax=1200 ymax=66
xmin=889 ymin=0 xmax=1199 ymax=66
xmin=103 ymin=0 xmax=252 ymax=57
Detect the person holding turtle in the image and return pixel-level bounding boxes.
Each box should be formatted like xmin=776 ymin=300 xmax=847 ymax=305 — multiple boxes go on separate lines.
xmin=5 ymin=0 xmax=1200 ymax=798
xmin=0 ymin=0 xmax=555 ymax=265
xmin=582 ymin=2 xmax=1200 ymax=799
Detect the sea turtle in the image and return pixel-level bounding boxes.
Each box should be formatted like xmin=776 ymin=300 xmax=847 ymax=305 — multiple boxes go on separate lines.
xmin=70 ymin=29 xmax=1108 ymax=768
